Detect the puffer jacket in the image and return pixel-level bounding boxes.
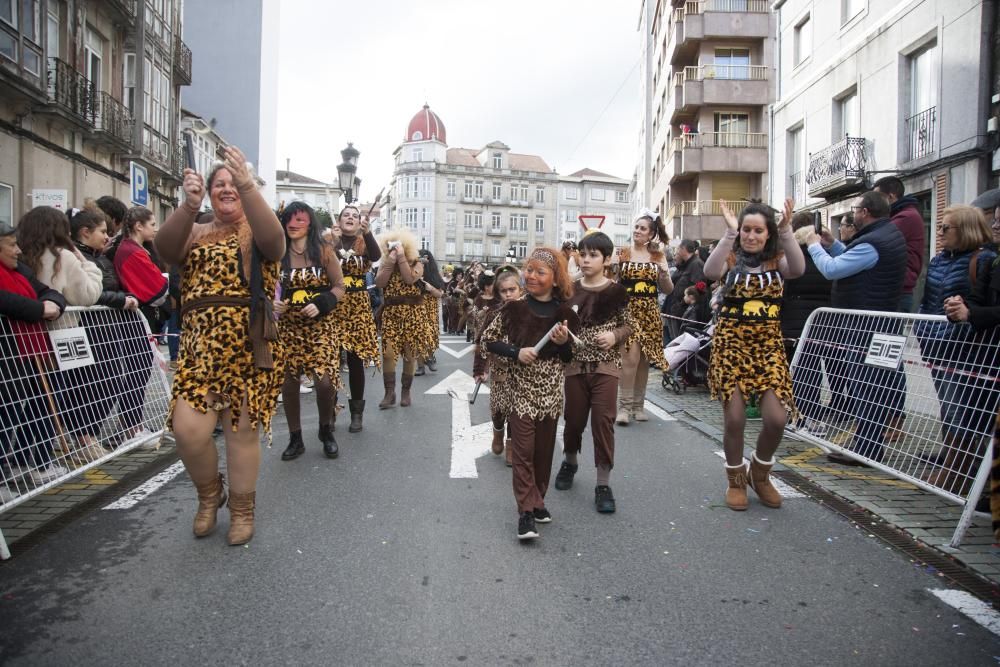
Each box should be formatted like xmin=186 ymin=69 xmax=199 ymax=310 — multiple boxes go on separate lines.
xmin=75 ymin=241 xmax=132 ymax=309
xmin=781 ymin=227 xmax=832 ymax=342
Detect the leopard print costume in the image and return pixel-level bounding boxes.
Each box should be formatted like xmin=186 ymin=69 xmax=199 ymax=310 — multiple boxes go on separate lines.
xmin=279 ymin=263 xmax=342 ymax=388
xmin=420 ymin=291 xmax=440 ymax=353
xmin=329 ymin=238 xmax=379 ymax=365
xmin=169 ymin=227 xmax=284 ymax=433
xmin=708 ymin=268 xmax=794 ymax=412
xmin=381 ymin=272 xmax=437 ymax=360
xmin=570 ymin=282 xmax=635 ymax=369
xmin=618 ymin=259 xmax=669 ymax=369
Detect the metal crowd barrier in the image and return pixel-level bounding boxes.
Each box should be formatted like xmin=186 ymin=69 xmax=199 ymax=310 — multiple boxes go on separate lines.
xmin=0 ymin=306 xmax=172 ymax=559
xmin=788 ymin=307 xmax=1000 ymax=547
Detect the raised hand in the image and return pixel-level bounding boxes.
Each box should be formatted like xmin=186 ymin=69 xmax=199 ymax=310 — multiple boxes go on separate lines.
xmin=222 ymin=146 xmax=255 ymax=191
xmin=778 ymin=197 xmax=795 ymax=232
xmin=720 ymin=200 xmax=739 ymax=232
xmin=182 ymin=168 xmax=205 ymax=210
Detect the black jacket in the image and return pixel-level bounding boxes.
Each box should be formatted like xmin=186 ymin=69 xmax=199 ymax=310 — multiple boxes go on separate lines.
xmin=75 ymin=241 xmax=132 ymax=309
xmin=830 ymin=218 xmax=906 ymax=311
xmin=669 ymin=255 xmax=705 ymax=319
xmin=781 ymin=238 xmax=831 ymax=341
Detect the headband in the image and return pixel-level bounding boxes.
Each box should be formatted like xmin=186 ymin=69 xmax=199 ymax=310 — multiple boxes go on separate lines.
xmin=528 ymin=248 xmax=557 ymax=270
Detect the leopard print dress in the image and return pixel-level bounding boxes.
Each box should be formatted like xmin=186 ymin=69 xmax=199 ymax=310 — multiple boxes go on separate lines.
xmin=619 ymin=260 xmax=670 ymax=369
xmin=708 ymin=269 xmax=794 ymax=411
xmin=279 ymin=264 xmax=342 ymax=388
xmin=421 ymin=291 xmax=440 ymax=354
xmin=329 ymin=249 xmax=379 ymax=365
xmin=169 ymin=228 xmax=284 ymax=433
xmin=381 ymin=272 xmax=437 ymax=360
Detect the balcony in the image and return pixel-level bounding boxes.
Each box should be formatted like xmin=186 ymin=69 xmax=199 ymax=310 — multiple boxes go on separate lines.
xmin=666 ymin=200 xmax=730 ymax=239
xmin=106 ymin=0 xmax=137 ymax=21
xmin=486 ymin=227 xmax=506 ymax=236
xmin=667 ymin=132 xmax=768 ymax=183
xmin=671 ymin=64 xmax=769 ymax=122
xmin=91 ymin=92 xmax=134 ymax=150
xmin=904 ymin=106 xmax=936 ymax=163
xmin=668 ymin=0 xmax=771 ymax=65
xmin=806 ymin=137 xmax=873 ymax=200
xmin=44 ymin=58 xmax=97 ymax=128
xmin=173 ymin=36 xmax=192 ymax=85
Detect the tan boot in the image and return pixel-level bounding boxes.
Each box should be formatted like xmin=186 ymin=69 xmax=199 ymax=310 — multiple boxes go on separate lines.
xmin=491 ymin=428 xmax=505 ymax=455
xmin=378 ymin=372 xmax=396 ymax=409
xmin=227 ymin=490 xmax=256 ymax=546
xmin=193 ymin=472 xmax=227 ymax=537
xmin=748 ymin=453 xmax=782 ymax=508
xmin=616 ymin=388 xmax=632 ymax=426
xmin=400 ymin=373 xmax=413 ymax=407
xmin=632 ymin=392 xmax=649 ymax=422
xmin=725 ymin=463 xmax=749 ymax=511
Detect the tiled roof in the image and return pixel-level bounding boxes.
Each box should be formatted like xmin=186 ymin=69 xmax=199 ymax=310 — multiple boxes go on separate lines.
xmin=276 ymin=170 xmax=329 ymax=186
xmin=566 ymin=168 xmax=623 ymax=180
xmin=446 ymin=148 xmax=552 ymax=173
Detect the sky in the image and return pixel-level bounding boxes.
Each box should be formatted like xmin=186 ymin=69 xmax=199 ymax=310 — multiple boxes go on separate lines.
xmin=275 ymin=0 xmax=642 ymax=204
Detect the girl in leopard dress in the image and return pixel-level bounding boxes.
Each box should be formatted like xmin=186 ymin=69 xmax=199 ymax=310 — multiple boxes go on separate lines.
xmin=414 ymin=249 xmax=445 ymax=376
xmin=613 ymin=211 xmax=673 ymax=426
xmin=703 ymin=199 xmax=804 ymax=513
xmin=273 ymin=201 xmax=345 ymax=461
xmin=480 ymin=249 xmax=579 ymax=541
xmin=155 ymin=147 xmax=285 ymax=546
xmin=329 ymin=207 xmax=381 ymax=433
xmin=375 ymin=229 xmax=437 ymax=409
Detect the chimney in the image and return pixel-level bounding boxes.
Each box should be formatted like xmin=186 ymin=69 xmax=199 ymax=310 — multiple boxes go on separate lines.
xmin=284 ymin=158 xmax=290 ymax=184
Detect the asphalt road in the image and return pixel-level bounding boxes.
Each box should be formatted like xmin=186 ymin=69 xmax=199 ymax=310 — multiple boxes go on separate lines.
xmin=1 ymin=334 xmax=998 ymax=665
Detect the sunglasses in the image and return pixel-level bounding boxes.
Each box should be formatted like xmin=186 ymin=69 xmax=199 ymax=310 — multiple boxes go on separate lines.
xmin=938 ymin=224 xmax=954 ymax=233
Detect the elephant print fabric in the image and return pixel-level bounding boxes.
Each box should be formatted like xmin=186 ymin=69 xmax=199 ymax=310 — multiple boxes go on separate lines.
xmin=708 ymin=270 xmax=795 ymax=413
xmin=280 ymin=265 xmax=342 ymax=387
xmin=619 ymin=260 xmax=670 ymax=369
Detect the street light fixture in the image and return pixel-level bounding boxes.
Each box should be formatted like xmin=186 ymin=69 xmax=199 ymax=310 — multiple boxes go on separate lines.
xmin=353 ymin=177 xmax=362 ymax=205
xmin=337 ymin=142 xmax=360 ymax=203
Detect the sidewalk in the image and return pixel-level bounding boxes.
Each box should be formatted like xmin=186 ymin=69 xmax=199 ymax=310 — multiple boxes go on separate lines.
xmin=647 ymin=376 xmax=1000 ymax=588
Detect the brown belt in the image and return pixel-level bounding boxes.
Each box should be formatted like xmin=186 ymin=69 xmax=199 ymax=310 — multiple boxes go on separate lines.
xmin=181 ymin=296 xmax=250 ymax=317
xmin=180 ymin=295 xmax=277 ymax=370
xmin=384 ymin=295 xmax=423 ymax=306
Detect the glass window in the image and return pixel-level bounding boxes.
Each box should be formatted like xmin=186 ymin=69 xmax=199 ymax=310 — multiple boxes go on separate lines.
xmin=839 ymin=92 xmax=859 ymax=138
xmin=0 ymin=182 xmax=12 ymax=226
xmin=412 ymin=147 xmax=423 ymax=162
xmin=564 ymin=186 xmax=579 ymax=201
xmin=446 ymin=240 xmax=456 ymax=256
xmin=492 ymin=152 xmax=502 ymax=169
xmin=714 ymin=48 xmax=750 ymax=80
xmin=911 ymin=43 xmax=938 ymax=115
xmin=842 ymin=0 xmax=864 ymax=24
xmin=591 ymin=188 xmax=606 ymax=201
xmin=21 ymin=0 xmax=38 ymax=43
xmin=492 ymin=183 xmax=501 ymax=200
xmin=491 ymin=240 xmax=501 ymax=257
xmin=491 ymin=212 xmax=501 ymax=229
xmin=446 ymin=180 xmax=456 ymax=198
xmin=535 ymin=216 xmax=544 ymax=233
xmin=793 ymin=15 xmax=811 ymax=66
xmin=0 ymin=1 xmax=16 ymax=27
xmin=615 ymin=191 xmax=628 ymax=203
xmin=45 ymin=8 xmax=57 ymax=58
xmin=85 ymin=26 xmax=102 ymax=91
xmin=535 ymin=186 xmax=545 ymax=203
xmin=0 ymin=30 xmax=14 ymax=62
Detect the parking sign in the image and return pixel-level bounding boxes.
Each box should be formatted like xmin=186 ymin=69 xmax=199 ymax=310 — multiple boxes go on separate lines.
xmin=130 ymin=161 xmax=148 ymax=206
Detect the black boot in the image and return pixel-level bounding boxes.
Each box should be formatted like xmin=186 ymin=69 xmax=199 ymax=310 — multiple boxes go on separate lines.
xmin=319 ymin=423 xmax=338 ymax=459
xmin=426 ymin=355 xmax=437 ymax=372
xmin=348 ymin=399 xmax=365 ymax=433
xmin=281 ymin=431 xmax=305 ymax=461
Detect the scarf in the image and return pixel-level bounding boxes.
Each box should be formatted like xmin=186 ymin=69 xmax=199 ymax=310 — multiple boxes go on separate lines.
xmin=0 ymin=262 xmax=51 ymax=357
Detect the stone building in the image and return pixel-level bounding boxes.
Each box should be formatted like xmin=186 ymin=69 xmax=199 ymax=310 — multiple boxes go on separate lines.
xmin=557 ymin=169 xmax=633 ymax=248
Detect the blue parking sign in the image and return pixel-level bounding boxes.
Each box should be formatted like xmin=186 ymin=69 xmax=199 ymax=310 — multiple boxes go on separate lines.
xmin=130 ymin=161 xmax=148 ymax=206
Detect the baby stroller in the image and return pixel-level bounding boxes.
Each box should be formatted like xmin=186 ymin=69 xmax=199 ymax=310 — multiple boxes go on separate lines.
xmin=661 ymin=320 xmax=713 ymax=394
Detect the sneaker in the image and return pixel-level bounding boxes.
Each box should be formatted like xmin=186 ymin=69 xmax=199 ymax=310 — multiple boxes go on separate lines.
xmin=300 ymin=375 xmax=315 ymax=388
xmin=517 ymin=511 xmax=539 ymax=540
xmin=30 ymin=463 xmax=69 ymax=484
xmin=554 ymin=461 xmax=578 ymax=491
xmin=595 ymin=485 xmax=616 ymax=513
xmin=426 ymin=356 xmax=437 ymax=372
xmin=168 ymin=360 xmax=179 ymax=371
xmin=533 ymin=507 xmax=552 ymax=523
xmin=123 ymin=428 xmax=154 ymax=447
xmin=805 ymin=419 xmax=828 ymax=438
xmin=0 ymin=486 xmax=20 ymax=503
xmin=299 ymin=384 xmax=313 ymax=394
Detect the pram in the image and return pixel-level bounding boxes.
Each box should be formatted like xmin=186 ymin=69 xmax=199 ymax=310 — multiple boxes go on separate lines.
xmin=661 ymin=318 xmax=713 ymax=394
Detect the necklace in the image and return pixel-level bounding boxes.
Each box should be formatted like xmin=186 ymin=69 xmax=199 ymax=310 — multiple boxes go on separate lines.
xmin=290 ymin=245 xmax=306 ymax=256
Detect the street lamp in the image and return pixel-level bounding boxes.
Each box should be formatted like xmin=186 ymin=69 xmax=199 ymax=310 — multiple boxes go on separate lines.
xmin=337 ymin=142 xmax=360 ymax=203
xmin=353 ymin=177 xmax=361 ymax=204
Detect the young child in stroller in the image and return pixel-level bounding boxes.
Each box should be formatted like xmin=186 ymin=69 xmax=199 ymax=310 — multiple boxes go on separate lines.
xmin=662 ymin=282 xmax=713 ymax=393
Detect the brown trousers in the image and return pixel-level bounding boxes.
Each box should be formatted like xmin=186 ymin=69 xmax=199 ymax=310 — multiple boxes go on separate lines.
xmin=508 ymin=413 xmax=558 ymax=513
xmin=563 ymin=372 xmax=617 ymax=469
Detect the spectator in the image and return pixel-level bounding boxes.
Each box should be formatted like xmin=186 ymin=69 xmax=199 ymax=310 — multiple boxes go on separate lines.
xmin=681 ymin=282 xmax=711 ymax=325
xmin=96 ymin=195 xmax=127 ymax=240
xmin=874 ymin=177 xmax=925 ymax=313
xmin=0 ymin=219 xmax=68 ymax=483
xmin=802 ymin=191 xmax=907 ymax=465
xmin=17 ymin=206 xmax=103 ymax=308
xmin=838 ymin=214 xmax=856 ymax=243
xmin=667 ymin=239 xmax=704 ymax=338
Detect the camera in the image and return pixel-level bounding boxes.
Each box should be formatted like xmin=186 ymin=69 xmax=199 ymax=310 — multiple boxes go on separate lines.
xmin=388 ymin=241 xmax=401 ymax=251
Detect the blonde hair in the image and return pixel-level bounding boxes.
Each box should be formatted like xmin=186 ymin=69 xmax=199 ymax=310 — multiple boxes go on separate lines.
xmin=942 ymin=205 xmax=991 ymax=252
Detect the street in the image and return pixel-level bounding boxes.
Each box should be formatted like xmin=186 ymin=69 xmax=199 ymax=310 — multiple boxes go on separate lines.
xmin=0 ymin=335 xmax=998 ymax=665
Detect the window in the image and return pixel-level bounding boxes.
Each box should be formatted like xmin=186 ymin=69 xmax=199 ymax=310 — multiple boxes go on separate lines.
xmin=446 ymin=210 xmax=456 ymax=227
xmin=793 ymin=14 xmax=811 ymax=66
xmin=787 ymin=125 xmax=804 ymax=204
xmin=492 ymin=152 xmax=503 ymax=169
xmin=491 ymin=212 xmax=502 ymax=230
xmin=714 ymin=112 xmax=750 ymax=146
xmin=516 ymin=242 xmax=528 ymax=258
xmin=511 ymin=184 xmax=528 ymax=202
xmin=446 ymin=240 xmax=456 ymax=256
xmin=564 ymin=186 xmax=579 ymax=201
xmin=0 ymin=30 xmax=15 ymax=62
xmin=836 ymin=90 xmax=859 ymax=139
xmin=463 ymin=240 xmax=474 ymax=256
xmin=591 ymin=188 xmax=606 ymax=201
xmin=84 ymin=27 xmax=102 ymax=89
xmin=0 ymin=1 xmax=15 ymax=26
xmin=474 ymin=241 xmax=483 ymax=256
xmin=421 ymin=237 xmax=430 ymax=251
xmin=412 ymin=147 xmax=423 ymax=162
xmin=46 ymin=7 xmax=57 ymax=59
xmin=491 ymin=240 xmax=501 ymax=257
xmin=492 ymin=183 xmax=502 ymax=200
xmin=509 ymin=213 xmax=527 ymax=231
xmin=614 ymin=234 xmax=629 ymax=247
xmin=535 ymin=186 xmax=545 ymax=204
xmin=411 ymin=130 xmax=423 ymax=141
xmin=446 ymin=180 xmax=456 ymax=198
xmin=614 ymin=213 xmax=628 ymax=226
xmin=714 ymin=47 xmax=750 ymax=80
xmin=403 ymin=207 xmax=418 ymax=229
xmin=464 ymin=181 xmax=474 ymax=198
xmin=615 ymin=190 xmax=628 ymax=203
xmin=842 ymin=0 xmax=864 ymax=24
xmin=910 ymin=43 xmax=938 ymax=116
xmin=123 ymin=52 xmax=136 ymax=110
xmin=475 ymin=182 xmax=484 ymax=199
xmin=420 ymin=208 xmax=430 ymax=229
xmin=535 ymin=216 xmax=544 ymax=234
xmin=464 ymin=211 xmax=474 ymax=228
xmin=0 ymin=182 xmax=12 ymax=227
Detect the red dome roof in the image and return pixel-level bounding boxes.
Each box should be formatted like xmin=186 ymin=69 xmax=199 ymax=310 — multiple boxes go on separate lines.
xmin=405 ymin=104 xmax=446 ymax=144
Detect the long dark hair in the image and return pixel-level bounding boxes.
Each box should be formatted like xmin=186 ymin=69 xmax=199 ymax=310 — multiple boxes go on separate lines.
xmin=17 ymin=206 xmax=73 ymax=275
xmin=733 ymin=202 xmax=780 ymax=261
xmin=279 ymin=201 xmax=325 ymax=270
xmin=418 ymin=248 xmax=445 ymax=290
xmin=69 ymin=208 xmax=107 ymax=242
xmin=107 ymin=206 xmax=154 ymax=261
xmin=636 ymin=214 xmax=669 ymax=245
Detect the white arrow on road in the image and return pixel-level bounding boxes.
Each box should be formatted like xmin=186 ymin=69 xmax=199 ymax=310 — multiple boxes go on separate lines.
xmin=436 ymin=341 xmax=476 ymax=358
xmin=426 ymin=370 xmax=492 ymax=478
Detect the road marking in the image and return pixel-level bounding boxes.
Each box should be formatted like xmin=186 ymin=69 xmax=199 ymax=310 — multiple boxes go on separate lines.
xmin=928 ymin=589 xmax=1000 ymax=637
xmin=643 ymin=400 xmax=676 ymax=422
xmin=436 ymin=343 xmax=476 ymax=358
xmin=426 ymin=369 xmax=493 ymax=478
xmin=102 ymin=461 xmax=186 ymax=510
xmin=781 ymin=447 xmax=918 ymax=489
xmin=712 ymin=451 xmax=806 ymax=498
xmin=425 ymin=369 xmax=489 ymax=396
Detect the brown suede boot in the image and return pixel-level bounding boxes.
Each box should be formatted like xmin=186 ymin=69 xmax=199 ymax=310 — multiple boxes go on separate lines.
xmin=379 ymin=372 xmax=396 ymax=409
xmin=400 ymin=374 xmax=413 ymax=407
xmin=193 ymin=472 xmax=227 ymax=537
xmin=491 ymin=428 xmax=505 ymax=455
xmin=227 ymin=490 xmax=256 ymax=546
xmin=748 ymin=453 xmax=782 ymax=508
xmin=616 ymin=388 xmax=632 ymax=426
xmin=725 ymin=463 xmax=749 ymax=511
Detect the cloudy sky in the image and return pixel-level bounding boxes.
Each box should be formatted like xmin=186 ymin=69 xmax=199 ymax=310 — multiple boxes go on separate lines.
xmin=275 ymin=0 xmax=641 ymax=203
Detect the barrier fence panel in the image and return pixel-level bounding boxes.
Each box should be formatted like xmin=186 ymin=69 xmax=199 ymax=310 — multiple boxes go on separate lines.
xmin=0 ymin=306 xmax=172 ymax=559
xmin=788 ymin=307 xmax=1000 ymax=547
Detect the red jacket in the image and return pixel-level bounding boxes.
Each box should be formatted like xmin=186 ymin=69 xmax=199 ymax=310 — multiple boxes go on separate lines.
xmin=113 ymin=238 xmax=168 ymax=306
xmin=890 ymin=196 xmax=925 ymax=295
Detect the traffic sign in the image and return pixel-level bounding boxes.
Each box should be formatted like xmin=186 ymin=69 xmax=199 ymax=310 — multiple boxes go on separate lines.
xmin=130 ymin=161 xmax=148 ymax=206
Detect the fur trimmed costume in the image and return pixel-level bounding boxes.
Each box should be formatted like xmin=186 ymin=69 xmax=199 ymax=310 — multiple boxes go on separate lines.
xmin=329 ymin=233 xmax=379 ymax=365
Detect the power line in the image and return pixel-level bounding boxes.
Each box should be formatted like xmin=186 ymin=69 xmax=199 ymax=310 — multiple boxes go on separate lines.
xmin=566 ymin=56 xmax=641 ymax=165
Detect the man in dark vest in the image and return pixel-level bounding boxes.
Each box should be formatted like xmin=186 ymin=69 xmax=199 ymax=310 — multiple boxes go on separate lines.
xmin=801 ymin=191 xmax=907 ymax=465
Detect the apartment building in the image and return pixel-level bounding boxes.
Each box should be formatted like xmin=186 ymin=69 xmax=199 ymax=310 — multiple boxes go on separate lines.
xmin=0 ymin=0 xmax=190 ymax=223
xmin=772 ymin=0 xmax=998 ymax=260
xmin=638 ymin=0 xmax=776 ymax=241
xmin=384 ymin=105 xmax=559 ymax=266
xmin=274 ymin=166 xmax=342 ymax=214
xmin=557 ymin=169 xmax=633 ymax=247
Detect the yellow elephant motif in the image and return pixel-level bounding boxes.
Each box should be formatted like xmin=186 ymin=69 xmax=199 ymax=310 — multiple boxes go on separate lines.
xmin=291 ymin=289 xmax=319 ymax=305
xmin=741 ymin=300 xmax=767 ymax=317
xmin=633 ymin=281 xmax=655 ymax=294
xmin=766 ymin=304 xmax=780 ymax=318
xmin=345 ymin=276 xmax=365 ymax=289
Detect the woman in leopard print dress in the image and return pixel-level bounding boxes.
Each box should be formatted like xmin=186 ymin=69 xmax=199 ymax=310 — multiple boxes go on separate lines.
xmin=480 ymin=248 xmax=579 ymax=541
xmin=328 ymin=207 xmax=381 ymax=432
xmin=703 ymin=199 xmax=803 ymax=513
xmin=273 ymin=201 xmax=345 ymax=461
xmin=155 ymin=147 xmax=285 ymax=546
xmin=375 ymin=229 xmax=437 ymax=409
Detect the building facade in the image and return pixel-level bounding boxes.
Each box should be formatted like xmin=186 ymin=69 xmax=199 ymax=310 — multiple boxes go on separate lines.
xmin=384 ymin=105 xmax=559 ymax=266
xmin=0 ymin=0 xmax=190 ymax=224
xmin=274 ymin=166 xmax=342 ymax=214
xmin=638 ymin=0 xmax=776 ymax=241
xmin=771 ymin=0 xmax=999 ymax=261
xmin=181 ymin=0 xmax=278 ymax=205
xmin=557 ymin=169 xmax=633 ymax=247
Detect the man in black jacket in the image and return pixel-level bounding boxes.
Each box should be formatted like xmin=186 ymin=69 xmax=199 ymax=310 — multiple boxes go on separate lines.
xmin=667 ymin=239 xmax=704 ymax=338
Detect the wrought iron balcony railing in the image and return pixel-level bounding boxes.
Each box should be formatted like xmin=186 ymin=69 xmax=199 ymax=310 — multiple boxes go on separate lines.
xmin=173 ymin=36 xmax=192 ymax=85
xmin=904 ymin=106 xmax=936 ymax=162
xmin=46 ymin=58 xmax=97 ymax=125
xmin=107 ymin=0 xmax=136 ymax=20
xmin=806 ymin=136 xmax=873 ymax=199
xmin=93 ymin=92 xmax=133 ymax=147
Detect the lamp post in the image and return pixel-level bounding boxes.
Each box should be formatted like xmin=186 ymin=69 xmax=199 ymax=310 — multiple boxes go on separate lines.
xmin=337 ymin=142 xmax=360 ymax=204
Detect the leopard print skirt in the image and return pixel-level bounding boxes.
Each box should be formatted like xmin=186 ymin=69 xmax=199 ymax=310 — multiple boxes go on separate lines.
xmin=708 ymin=318 xmax=794 ymax=411
xmin=382 ymin=302 xmax=437 ymax=360
xmin=422 ymin=295 xmax=440 ymax=354
xmin=330 ymin=290 xmax=379 ymax=364
xmin=625 ymin=298 xmax=669 ymax=370
xmin=281 ymin=312 xmax=342 ymax=388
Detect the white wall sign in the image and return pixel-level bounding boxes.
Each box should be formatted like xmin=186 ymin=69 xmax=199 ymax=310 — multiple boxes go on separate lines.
xmin=49 ymin=327 xmax=95 ymax=370
xmin=31 ymin=189 xmax=68 ymax=211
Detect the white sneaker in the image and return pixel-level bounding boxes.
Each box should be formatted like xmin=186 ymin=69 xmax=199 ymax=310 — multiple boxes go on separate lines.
xmin=123 ymin=428 xmax=154 ymax=447
xmin=805 ymin=419 xmax=828 ymax=437
xmin=30 ymin=463 xmax=70 ymax=484
xmin=0 ymin=486 xmax=20 ymax=503
xmin=299 ymin=384 xmax=313 ymax=394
